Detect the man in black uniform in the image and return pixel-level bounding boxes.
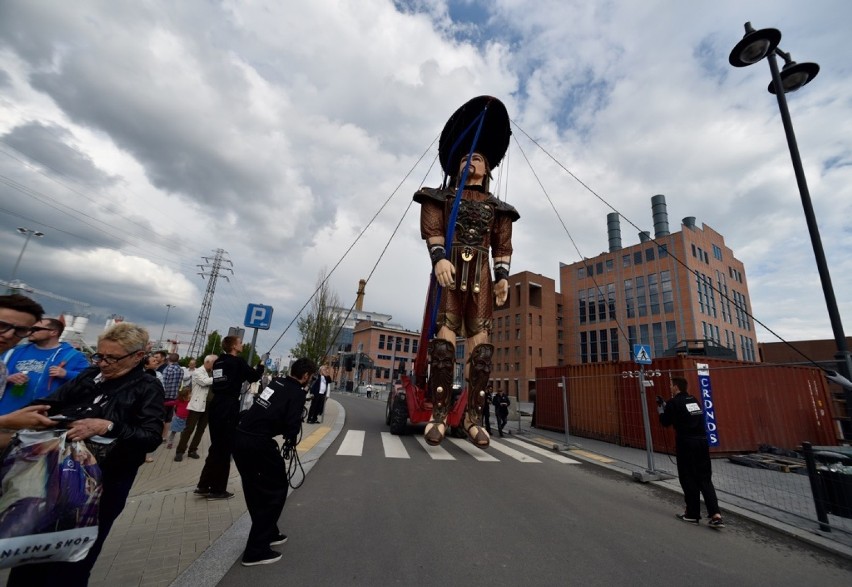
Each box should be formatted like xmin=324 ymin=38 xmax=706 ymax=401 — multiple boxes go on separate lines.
xmin=493 ymin=388 xmax=510 ymax=437
xmin=658 ymin=376 xmax=725 ymax=528
xmin=195 ymin=335 xmax=265 ymax=500
xmin=233 ymin=357 xmax=317 ymax=566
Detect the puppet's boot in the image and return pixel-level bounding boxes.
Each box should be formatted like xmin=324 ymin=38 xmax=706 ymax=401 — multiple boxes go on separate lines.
xmin=424 ymin=339 xmax=455 ymax=446
xmin=463 ymin=343 xmax=493 ymax=449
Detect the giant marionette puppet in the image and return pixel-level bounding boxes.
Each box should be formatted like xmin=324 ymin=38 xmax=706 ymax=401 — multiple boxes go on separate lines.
xmin=413 ymin=96 xmax=519 ymax=449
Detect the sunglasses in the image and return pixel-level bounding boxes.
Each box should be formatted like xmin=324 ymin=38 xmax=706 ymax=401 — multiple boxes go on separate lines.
xmin=0 ymin=320 xmax=34 ymax=338
xmin=91 ymin=350 xmax=141 ymax=365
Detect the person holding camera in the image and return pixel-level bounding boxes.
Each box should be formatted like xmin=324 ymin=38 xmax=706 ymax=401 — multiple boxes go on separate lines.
xmin=233 ymin=357 xmax=317 ymax=566
xmin=657 ymin=377 xmax=725 ymax=528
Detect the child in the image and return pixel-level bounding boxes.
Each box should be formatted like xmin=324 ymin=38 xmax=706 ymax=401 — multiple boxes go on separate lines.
xmin=164 ymin=386 xmax=191 ymax=449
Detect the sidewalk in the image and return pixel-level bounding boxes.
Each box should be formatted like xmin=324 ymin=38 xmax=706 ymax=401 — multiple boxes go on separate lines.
xmin=0 ymin=400 xmax=345 ymax=587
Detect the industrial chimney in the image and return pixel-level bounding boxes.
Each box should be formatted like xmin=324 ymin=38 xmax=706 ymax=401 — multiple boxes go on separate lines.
xmin=607 ymin=213 xmax=622 ymax=252
xmin=355 ymin=279 xmax=366 ymax=311
xmin=651 ymin=194 xmax=670 ymax=238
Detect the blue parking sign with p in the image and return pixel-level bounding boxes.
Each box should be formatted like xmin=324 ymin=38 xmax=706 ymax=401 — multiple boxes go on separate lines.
xmin=244 ymin=303 xmax=273 ymax=330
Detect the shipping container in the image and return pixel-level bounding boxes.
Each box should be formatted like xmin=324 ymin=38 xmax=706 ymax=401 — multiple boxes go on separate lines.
xmin=534 ymin=356 xmax=837 ymax=454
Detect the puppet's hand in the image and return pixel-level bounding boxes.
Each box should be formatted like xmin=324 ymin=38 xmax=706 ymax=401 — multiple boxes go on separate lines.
xmin=435 ymin=259 xmax=456 ymax=288
xmin=494 ymin=279 xmax=508 ymax=306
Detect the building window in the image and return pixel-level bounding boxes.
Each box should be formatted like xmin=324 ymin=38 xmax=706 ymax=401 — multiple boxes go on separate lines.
xmin=661 ymin=270 xmax=673 ymax=313
xmin=590 ymin=330 xmax=598 ymax=363
xmin=404 ymin=338 xmax=410 ymax=353
xmin=379 ymin=334 xmax=385 ymax=350
xmin=580 ymin=331 xmax=588 ymax=364
xmin=579 ymin=289 xmax=587 ymax=324
xmin=607 ymin=283 xmax=616 ymax=319
xmin=597 ymin=287 xmax=607 ymax=322
xmin=623 ymin=254 xmax=631 ymax=268
xmin=628 ymin=326 xmax=637 ymax=357
xmin=713 ymin=244 xmax=723 ymax=261
xmin=516 ymin=329 xmax=521 ymax=340
xmin=634 ymin=251 xmax=643 ymax=265
xmin=645 ymin=247 xmax=655 ymax=262
xmin=587 ymin=288 xmax=597 ymax=323
xmin=636 ymin=276 xmax=647 ymax=317
xmin=624 ymin=279 xmax=634 ymax=319
xmin=578 ymin=267 xmax=586 ymax=279
xmin=605 ymin=258 xmax=614 ymax=271
xmin=665 ymin=320 xmax=677 ymax=353
xmin=596 ymin=262 xmax=603 ymax=275
xmin=658 ymin=244 xmax=668 ymax=258
xmin=412 ymin=339 xmax=418 ymax=354
xmin=639 ymin=324 xmax=650 ymax=345
xmin=648 ymin=273 xmax=659 ymax=315
xmin=652 ymin=322 xmax=663 ymax=358
xmin=610 ymin=328 xmax=619 ymax=361
xmin=691 ymin=244 xmax=697 ymax=258
xmin=599 ymin=329 xmax=608 ymax=361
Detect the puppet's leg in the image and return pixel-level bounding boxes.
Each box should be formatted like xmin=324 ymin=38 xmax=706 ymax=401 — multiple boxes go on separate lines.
xmin=424 ymin=339 xmax=455 ymax=446
xmin=463 ymin=343 xmax=492 ymax=448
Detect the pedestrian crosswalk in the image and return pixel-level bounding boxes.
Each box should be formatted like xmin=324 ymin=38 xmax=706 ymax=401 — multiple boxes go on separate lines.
xmin=335 ymin=430 xmax=581 ymax=465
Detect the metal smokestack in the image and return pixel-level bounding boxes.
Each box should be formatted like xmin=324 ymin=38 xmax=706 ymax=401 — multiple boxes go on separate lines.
xmin=607 ymin=213 xmax=622 ymax=252
xmin=651 ymin=194 xmax=670 ymax=238
xmin=682 ymin=216 xmax=696 ymax=230
xmin=638 ymin=231 xmax=651 ymax=243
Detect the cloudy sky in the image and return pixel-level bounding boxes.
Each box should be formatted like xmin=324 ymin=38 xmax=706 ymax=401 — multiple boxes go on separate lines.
xmin=1 ymin=0 xmax=850 ymax=363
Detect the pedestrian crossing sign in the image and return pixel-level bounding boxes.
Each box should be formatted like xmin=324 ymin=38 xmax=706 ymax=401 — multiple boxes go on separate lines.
xmin=633 ymin=344 xmax=652 ymax=365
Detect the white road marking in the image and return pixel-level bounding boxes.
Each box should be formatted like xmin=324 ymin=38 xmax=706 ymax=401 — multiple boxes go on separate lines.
xmin=488 ymin=439 xmax=542 ymax=463
xmin=415 ymin=436 xmax=456 ymax=460
xmin=447 ymin=438 xmax=500 ymax=461
xmin=381 ymin=432 xmax=410 ymax=459
xmin=503 ymin=438 xmax=580 ymax=464
xmin=336 ymin=430 xmax=365 ymax=456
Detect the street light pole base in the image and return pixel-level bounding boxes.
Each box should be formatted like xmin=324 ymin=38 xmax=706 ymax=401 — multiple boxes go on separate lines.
xmin=632 ymin=470 xmax=675 ymax=483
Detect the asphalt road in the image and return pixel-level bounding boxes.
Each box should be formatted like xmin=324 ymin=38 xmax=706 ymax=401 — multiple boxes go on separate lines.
xmin=219 ymin=394 xmax=852 ymax=586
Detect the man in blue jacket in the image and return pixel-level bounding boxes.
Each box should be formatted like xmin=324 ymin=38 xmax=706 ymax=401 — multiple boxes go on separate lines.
xmin=1 ymin=317 xmax=90 ymax=415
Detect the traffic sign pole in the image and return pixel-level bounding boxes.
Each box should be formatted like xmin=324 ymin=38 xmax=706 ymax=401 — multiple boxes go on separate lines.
xmin=637 ymin=364 xmax=657 ymax=474
xmin=630 ymin=344 xmax=673 ymax=483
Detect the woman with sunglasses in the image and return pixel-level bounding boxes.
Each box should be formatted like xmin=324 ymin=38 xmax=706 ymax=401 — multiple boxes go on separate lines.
xmin=8 ymin=322 xmax=164 ymax=587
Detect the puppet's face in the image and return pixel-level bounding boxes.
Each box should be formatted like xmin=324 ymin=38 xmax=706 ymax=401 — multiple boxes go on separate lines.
xmin=458 ymin=152 xmax=487 ymax=184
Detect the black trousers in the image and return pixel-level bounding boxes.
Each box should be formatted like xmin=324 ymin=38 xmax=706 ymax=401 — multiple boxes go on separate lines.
xmin=483 ymin=411 xmax=492 ymax=434
xmin=7 ymin=466 xmax=139 ymax=587
xmin=676 ymin=436 xmax=721 ymax=519
xmin=496 ymin=411 xmax=508 ymax=432
xmin=307 ymin=393 xmax=325 ymax=421
xmin=197 ymin=400 xmax=238 ymax=493
xmin=176 ymin=409 xmax=209 ymax=454
xmin=233 ymin=434 xmax=289 ymax=559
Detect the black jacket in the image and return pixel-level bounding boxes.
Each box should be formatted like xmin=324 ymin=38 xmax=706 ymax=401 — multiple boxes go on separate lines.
xmin=210 ymin=353 xmax=264 ymax=406
xmin=493 ymin=392 xmax=510 ymax=416
xmin=659 ymin=391 xmax=706 ymax=440
xmin=237 ymin=375 xmax=306 ymax=445
xmin=44 ymin=364 xmax=165 ymax=470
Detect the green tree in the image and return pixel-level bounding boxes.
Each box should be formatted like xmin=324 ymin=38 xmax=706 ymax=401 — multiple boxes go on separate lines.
xmin=202 ymin=330 xmax=223 ymax=360
xmin=239 ymin=342 xmax=259 ymax=365
xmin=291 ymin=270 xmax=341 ymax=366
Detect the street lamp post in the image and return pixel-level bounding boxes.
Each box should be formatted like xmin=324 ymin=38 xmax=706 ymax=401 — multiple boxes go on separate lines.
xmin=158 ymin=304 xmax=175 ymax=350
xmin=9 ymin=227 xmax=45 ymax=291
xmin=730 ymin=22 xmax=852 ymax=437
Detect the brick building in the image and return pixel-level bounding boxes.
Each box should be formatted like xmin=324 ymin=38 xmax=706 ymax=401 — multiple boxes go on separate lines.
xmin=492 ymin=271 xmax=560 ymax=401
xmin=559 ymin=195 xmax=756 ymax=365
